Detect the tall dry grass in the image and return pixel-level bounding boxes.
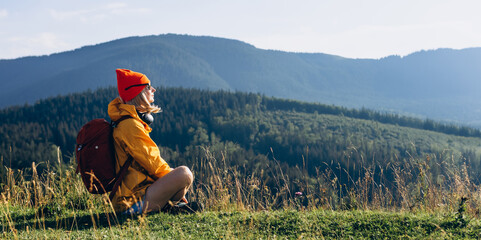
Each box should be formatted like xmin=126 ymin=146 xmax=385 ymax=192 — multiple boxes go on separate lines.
xmin=1 ymin=145 xmax=480 ymax=237
xmin=181 ymin=144 xmax=481 ymax=216
xmin=307 ymin=147 xmax=481 ymax=215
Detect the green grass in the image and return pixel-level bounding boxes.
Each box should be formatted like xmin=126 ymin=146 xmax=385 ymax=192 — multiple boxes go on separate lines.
xmin=5 ymin=201 xmax=481 ymax=240
xmin=3 ymin=207 xmax=481 ymax=239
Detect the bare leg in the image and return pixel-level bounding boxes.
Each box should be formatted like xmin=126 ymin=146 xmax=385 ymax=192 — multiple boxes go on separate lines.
xmin=142 ymin=166 xmax=193 ymax=213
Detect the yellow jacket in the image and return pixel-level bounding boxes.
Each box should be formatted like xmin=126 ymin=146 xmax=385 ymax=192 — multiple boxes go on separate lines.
xmin=108 ymin=98 xmax=172 ymax=212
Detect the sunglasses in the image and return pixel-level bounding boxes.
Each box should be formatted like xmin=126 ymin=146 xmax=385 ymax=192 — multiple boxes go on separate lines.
xmin=125 ymin=83 xmax=152 ymax=91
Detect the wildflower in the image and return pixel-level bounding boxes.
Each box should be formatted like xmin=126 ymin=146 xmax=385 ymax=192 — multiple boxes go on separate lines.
xmin=295 ymin=192 xmax=303 ymax=197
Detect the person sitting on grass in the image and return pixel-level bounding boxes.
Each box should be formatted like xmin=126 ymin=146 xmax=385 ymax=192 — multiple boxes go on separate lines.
xmin=108 ymin=68 xmax=202 ymax=215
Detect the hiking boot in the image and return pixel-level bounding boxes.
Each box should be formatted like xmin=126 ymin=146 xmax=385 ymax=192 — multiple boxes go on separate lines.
xmin=162 ymin=201 xmax=204 ymax=214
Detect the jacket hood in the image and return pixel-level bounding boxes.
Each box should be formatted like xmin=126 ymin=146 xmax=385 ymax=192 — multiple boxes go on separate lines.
xmin=108 ymin=97 xmax=152 ymax=132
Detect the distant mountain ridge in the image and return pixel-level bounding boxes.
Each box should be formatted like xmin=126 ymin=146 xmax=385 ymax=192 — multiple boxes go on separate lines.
xmin=1 ymin=34 xmax=481 ymax=127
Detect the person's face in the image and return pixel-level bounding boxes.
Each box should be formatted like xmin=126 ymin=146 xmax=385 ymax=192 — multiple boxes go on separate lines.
xmin=145 ymin=84 xmax=156 ymax=103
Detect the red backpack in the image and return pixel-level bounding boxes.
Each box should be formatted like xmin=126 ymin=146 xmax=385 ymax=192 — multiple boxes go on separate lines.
xmin=75 ymin=116 xmax=133 ymax=200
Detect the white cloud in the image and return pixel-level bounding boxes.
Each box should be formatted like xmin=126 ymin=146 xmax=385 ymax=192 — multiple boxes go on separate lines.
xmin=49 ymin=8 xmax=106 ymax=23
xmin=3 ymin=33 xmax=70 ymax=58
xmin=34 ymin=32 xmax=70 ymax=50
xmin=0 ymin=9 xmax=8 ymax=18
xmin=49 ymin=9 xmax=86 ymax=21
xmin=106 ymin=2 xmax=127 ymax=9
xmin=48 ymin=3 xmax=150 ymax=23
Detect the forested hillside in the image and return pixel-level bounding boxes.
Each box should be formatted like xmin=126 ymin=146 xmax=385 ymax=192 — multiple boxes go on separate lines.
xmin=2 ymin=87 xmax=481 ymax=200
xmin=1 ymin=34 xmax=481 ymax=126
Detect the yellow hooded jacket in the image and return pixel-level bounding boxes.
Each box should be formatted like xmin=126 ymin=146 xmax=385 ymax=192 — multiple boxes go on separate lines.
xmin=108 ymin=97 xmax=172 ymax=212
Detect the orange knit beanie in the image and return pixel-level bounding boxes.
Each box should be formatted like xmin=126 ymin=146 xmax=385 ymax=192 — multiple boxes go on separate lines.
xmin=116 ymin=69 xmax=150 ymax=102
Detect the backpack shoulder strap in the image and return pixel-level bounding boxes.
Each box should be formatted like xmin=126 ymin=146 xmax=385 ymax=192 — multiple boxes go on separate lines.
xmin=109 ymin=155 xmax=134 ymax=201
xmin=111 ymin=115 xmax=133 ymax=127
xmin=108 ymin=115 xmax=134 ymax=201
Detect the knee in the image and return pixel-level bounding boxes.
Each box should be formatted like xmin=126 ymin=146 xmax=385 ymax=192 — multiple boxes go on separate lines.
xmin=176 ymin=166 xmax=193 ymax=186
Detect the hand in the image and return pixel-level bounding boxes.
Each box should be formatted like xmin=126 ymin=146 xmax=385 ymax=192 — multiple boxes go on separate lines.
xmin=181 ymin=197 xmax=188 ymax=203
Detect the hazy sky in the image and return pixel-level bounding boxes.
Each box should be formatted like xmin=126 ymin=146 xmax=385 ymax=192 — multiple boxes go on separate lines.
xmin=1 ymin=0 xmax=480 ymax=60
